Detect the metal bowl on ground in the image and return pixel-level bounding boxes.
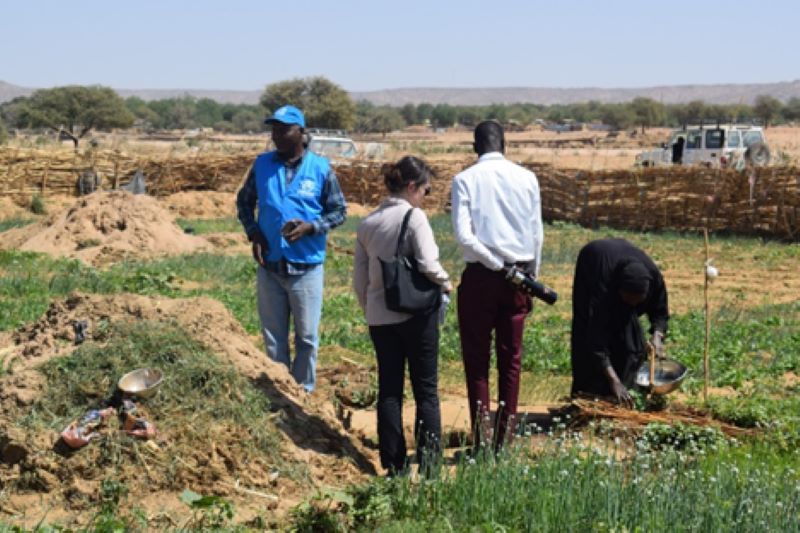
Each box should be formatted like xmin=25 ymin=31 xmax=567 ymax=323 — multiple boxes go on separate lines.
xmin=118 ymin=368 xmax=164 ymax=399
xmin=635 ymin=358 xmax=688 ymax=395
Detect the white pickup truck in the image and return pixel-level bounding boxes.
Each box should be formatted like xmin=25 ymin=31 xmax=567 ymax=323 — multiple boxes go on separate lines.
xmin=306 ymin=128 xmax=358 ymax=160
xmin=635 ymin=124 xmax=770 ymax=169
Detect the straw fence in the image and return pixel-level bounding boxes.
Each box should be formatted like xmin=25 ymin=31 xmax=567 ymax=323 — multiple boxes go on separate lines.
xmin=0 ymin=147 xmax=254 ymax=197
xmin=538 ymin=165 xmax=800 ymax=239
xmin=1 ymin=147 xmax=798 ymax=239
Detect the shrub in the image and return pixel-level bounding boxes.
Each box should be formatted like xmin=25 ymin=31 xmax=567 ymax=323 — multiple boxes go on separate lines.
xmin=29 ymin=194 xmax=46 ymax=215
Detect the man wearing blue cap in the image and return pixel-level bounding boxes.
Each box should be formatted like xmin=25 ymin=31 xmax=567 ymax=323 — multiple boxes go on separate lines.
xmin=237 ymin=105 xmax=347 ymax=392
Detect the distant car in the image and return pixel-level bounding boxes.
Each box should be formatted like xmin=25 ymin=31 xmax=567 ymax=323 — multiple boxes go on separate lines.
xmin=543 ymin=121 xmax=583 ymax=133
xmin=635 ymin=124 xmax=770 ymax=169
xmin=306 ymin=129 xmax=358 ymax=161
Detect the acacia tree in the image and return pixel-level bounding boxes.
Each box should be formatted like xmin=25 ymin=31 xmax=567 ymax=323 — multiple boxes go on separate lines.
xmin=415 ymin=103 xmax=434 ymax=124
xmin=16 ymin=86 xmax=134 ymax=149
xmin=430 ymin=104 xmax=457 ymax=128
xmin=260 ymin=77 xmax=355 ymax=130
xmin=399 ymin=103 xmax=418 ymax=125
xmin=599 ymin=104 xmax=636 ymax=131
xmin=753 ymin=95 xmax=783 ymax=128
xmin=631 ymin=97 xmax=665 ymax=134
xmin=783 ymin=97 xmax=800 ymax=122
xmin=355 ymin=105 xmax=406 ymax=135
xmin=125 ymin=96 xmax=160 ymax=128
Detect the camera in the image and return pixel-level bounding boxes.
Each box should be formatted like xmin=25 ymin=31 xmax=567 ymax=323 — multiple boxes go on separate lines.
xmin=504 ymin=266 xmax=558 ymax=305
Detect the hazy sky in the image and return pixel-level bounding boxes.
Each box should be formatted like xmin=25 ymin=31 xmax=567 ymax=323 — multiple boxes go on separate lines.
xmin=2 ymin=0 xmax=797 ymax=91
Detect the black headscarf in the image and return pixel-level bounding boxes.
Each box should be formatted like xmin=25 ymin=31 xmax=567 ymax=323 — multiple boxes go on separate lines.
xmin=617 ymin=260 xmax=652 ymax=294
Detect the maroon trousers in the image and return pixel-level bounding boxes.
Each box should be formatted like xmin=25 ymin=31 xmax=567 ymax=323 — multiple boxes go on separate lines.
xmin=457 ymin=263 xmax=531 ymax=447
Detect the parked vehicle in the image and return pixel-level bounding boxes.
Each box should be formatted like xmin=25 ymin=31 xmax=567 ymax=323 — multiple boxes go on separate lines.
xmin=305 ymin=129 xmax=357 ymax=161
xmin=635 ymin=124 xmax=770 ymax=169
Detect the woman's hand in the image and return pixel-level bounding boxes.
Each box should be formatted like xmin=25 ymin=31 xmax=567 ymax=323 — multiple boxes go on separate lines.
xmin=610 ymin=380 xmax=634 ymax=409
xmin=603 ymin=365 xmax=633 ymax=409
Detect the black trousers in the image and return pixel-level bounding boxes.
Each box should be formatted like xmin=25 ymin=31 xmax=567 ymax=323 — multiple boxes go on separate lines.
xmin=369 ymin=311 xmax=441 ymax=474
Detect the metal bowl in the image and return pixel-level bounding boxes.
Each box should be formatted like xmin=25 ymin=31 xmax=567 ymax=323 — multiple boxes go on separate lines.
xmin=635 ymin=358 xmax=688 ymax=395
xmin=118 ymin=368 xmax=163 ymax=399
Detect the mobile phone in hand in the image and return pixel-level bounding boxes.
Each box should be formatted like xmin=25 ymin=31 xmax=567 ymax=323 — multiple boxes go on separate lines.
xmin=281 ymin=220 xmax=299 ymax=237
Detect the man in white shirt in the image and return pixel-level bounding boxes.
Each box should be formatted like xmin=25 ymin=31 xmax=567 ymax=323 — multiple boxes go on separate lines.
xmin=451 ymin=120 xmax=544 ymax=449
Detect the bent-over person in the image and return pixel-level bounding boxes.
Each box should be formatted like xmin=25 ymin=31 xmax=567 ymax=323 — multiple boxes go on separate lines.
xmin=570 ymin=238 xmax=670 ymax=406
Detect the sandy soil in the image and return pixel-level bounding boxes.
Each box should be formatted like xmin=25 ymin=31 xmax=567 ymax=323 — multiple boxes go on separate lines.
xmin=0 ymin=198 xmax=31 ymax=220
xmin=0 ymin=191 xmax=211 ymax=266
xmin=346 ymin=202 xmax=372 ymax=217
xmin=0 ymin=293 xmax=379 ymax=528
xmin=160 ymin=191 xmax=238 ymax=219
xmin=539 ymin=258 xmax=800 ymax=318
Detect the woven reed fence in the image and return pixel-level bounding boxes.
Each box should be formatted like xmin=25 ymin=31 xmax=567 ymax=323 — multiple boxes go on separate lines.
xmin=2 ymin=147 xmax=798 ymax=240
xmin=0 ymin=147 xmax=254 ymax=197
xmin=335 ymin=161 xmax=800 ymax=240
xmin=565 ymin=166 xmax=800 ymax=239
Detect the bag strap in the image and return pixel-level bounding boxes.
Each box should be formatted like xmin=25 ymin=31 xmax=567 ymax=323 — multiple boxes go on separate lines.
xmin=395 ymin=208 xmax=415 ymax=256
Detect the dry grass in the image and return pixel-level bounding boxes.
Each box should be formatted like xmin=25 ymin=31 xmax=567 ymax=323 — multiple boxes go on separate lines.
xmin=7 ymin=125 xmax=799 ymax=171
xmin=369 ymin=125 xmax=800 ymax=170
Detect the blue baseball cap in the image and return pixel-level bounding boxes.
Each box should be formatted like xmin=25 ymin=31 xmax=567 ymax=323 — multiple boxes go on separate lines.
xmin=264 ymin=105 xmax=305 ymax=128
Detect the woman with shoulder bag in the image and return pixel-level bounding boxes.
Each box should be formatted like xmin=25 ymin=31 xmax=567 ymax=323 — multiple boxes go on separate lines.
xmin=353 ymin=156 xmax=451 ymax=476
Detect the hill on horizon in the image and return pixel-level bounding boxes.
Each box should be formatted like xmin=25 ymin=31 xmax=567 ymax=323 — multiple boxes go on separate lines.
xmin=2 ymin=79 xmax=800 ymax=107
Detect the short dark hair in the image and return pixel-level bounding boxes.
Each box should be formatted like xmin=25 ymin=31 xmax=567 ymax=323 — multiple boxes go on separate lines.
xmin=474 ymin=120 xmax=505 ymax=154
xmin=382 ymin=156 xmax=434 ymax=193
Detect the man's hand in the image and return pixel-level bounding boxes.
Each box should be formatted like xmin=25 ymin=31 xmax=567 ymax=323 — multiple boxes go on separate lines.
xmin=651 ymin=330 xmax=666 ymax=359
xmin=250 ymin=231 xmax=269 ymax=267
xmin=282 ymin=219 xmax=314 ymax=243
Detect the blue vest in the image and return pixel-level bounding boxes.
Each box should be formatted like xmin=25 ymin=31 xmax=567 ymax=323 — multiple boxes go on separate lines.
xmin=255 ymin=150 xmax=329 ymax=264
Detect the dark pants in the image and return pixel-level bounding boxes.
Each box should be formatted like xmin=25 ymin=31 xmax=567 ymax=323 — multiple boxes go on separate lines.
xmin=457 ymin=263 xmax=531 ymax=447
xmin=369 ymin=310 xmax=441 ymax=474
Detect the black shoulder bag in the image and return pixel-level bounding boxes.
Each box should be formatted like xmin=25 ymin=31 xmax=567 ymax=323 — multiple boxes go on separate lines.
xmin=379 ymin=208 xmax=441 ymax=314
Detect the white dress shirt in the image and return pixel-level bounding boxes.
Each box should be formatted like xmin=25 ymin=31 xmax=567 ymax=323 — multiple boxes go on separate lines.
xmin=451 ymin=152 xmax=544 ymax=276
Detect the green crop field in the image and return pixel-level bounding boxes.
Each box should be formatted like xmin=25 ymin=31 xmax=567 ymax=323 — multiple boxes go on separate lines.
xmin=1 ymin=215 xmax=799 ymax=531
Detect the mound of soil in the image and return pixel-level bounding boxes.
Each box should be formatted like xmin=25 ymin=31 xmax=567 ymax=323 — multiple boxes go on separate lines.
xmin=346 ymin=202 xmax=372 ymax=217
xmin=0 ymin=198 xmax=31 ymax=220
xmin=0 ymin=191 xmax=211 ymax=266
xmin=160 ymin=191 xmax=237 ymax=219
xmin=0 ymin=293 xmax=377 ymax=525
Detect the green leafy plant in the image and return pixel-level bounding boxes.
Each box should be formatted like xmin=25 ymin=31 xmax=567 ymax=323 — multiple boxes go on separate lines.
xmin=179 ymin=489 xmax=235 ymax=529
xmin=325 ymin=440 xmax=800 ymax=532
xmin=289 ymin=483 xmax=393 ymax=533
xmin=639 ymin=422 xmax=728 ymax=452
xmin=0 ymin=217 xmax=36 ymax=232
xmin=290 ymin=488 xmax=353 ymax=533
xmin=88 ymin=479 xmax=133 ymax=533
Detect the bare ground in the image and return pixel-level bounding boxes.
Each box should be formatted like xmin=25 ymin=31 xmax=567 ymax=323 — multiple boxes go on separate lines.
xmin=0 ymin=191 xmax=211 ymax=266
xmin=0 ymin=293 xmax=379 ymax=528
